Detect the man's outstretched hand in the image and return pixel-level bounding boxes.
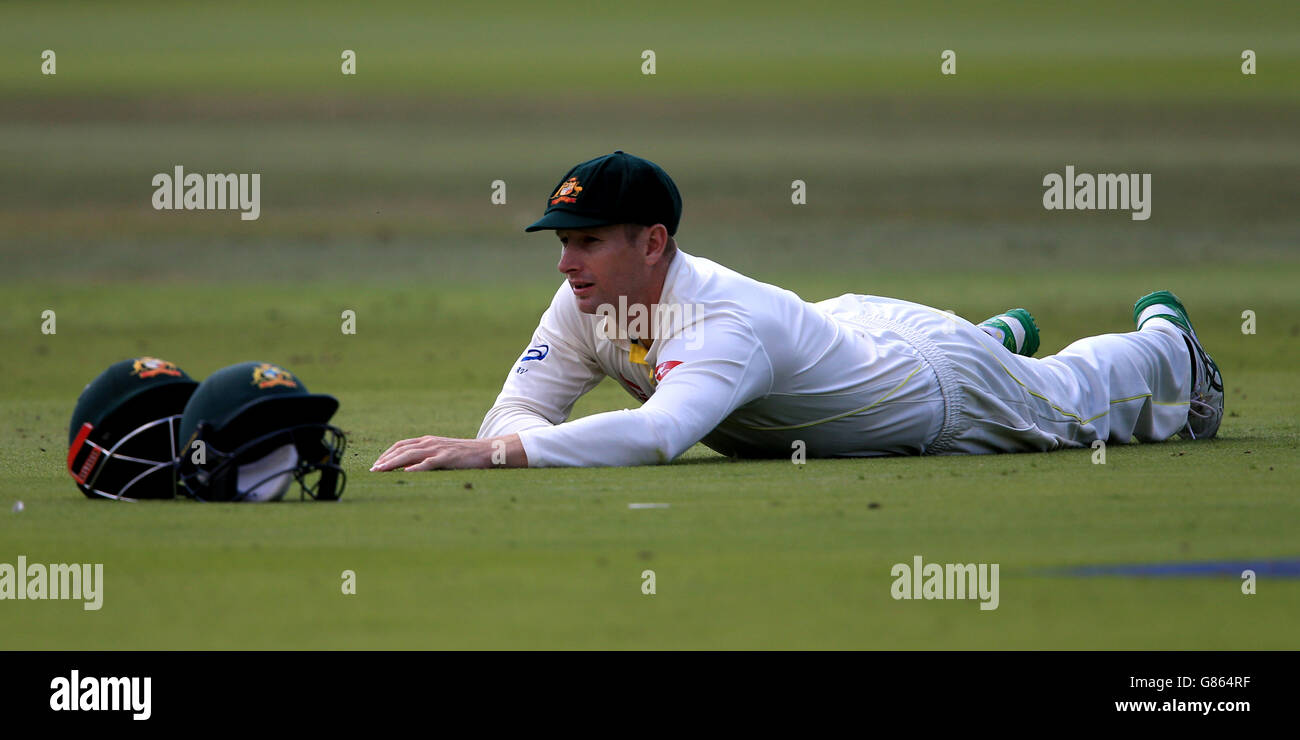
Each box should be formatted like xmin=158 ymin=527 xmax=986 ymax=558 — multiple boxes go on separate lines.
xmin=370 ymin=434 xmax=527 ymax=471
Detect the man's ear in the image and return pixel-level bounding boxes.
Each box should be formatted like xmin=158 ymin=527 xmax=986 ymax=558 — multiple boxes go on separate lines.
xmin=644 ymin=224 xmax=669 ymax=265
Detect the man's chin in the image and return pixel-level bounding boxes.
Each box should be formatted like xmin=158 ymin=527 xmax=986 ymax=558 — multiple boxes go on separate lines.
xmin=572 ymin=293 xmax=603 ymax=314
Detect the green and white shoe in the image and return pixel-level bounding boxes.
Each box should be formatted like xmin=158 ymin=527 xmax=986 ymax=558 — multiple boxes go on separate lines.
xmin=1133 ymin=290 xmax=1224 ymax=440
xmin=979 ymin=308 xmax=1040 ymax=356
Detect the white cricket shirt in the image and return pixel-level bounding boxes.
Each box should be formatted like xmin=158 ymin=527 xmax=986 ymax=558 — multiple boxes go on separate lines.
xmin=478 ymin=249 xmax=949 ymax=466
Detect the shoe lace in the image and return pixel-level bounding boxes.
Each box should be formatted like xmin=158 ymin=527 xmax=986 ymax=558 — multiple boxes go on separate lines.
xmin=1189 ymin=397 xmax=1217 ymax=419
xmin=1183 ymin=395 xmax=1220 ymax=440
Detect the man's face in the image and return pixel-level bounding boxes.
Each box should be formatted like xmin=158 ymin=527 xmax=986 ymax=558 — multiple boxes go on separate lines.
xmin=556 ymin=224 xmax=648 ymax=314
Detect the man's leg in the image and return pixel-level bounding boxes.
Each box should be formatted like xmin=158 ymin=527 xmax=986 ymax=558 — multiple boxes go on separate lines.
xmin=827 ymin=293 xmax=1207 ymax=455
xmin=1002 ymin=319 xmax=1193 ymax=444
xmin=929 ymin=298 xmax=1201 ymax=453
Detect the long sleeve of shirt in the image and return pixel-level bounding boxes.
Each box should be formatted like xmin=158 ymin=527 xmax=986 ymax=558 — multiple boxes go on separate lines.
xmin=477 ymin=284 xmax=606 ymax=438
xmin=516 ymin=316 xmax=775 ymax=467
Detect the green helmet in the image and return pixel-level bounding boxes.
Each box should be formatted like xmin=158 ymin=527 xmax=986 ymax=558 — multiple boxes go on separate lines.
xmin=68 ymin=357 xmax=199 ymax=501
xmin=175 ymin=361 xmax=346 ymax=502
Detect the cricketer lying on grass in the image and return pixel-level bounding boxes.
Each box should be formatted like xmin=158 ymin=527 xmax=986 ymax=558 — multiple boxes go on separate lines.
xmin=371 ymin=151 xmax=1222 ymax=471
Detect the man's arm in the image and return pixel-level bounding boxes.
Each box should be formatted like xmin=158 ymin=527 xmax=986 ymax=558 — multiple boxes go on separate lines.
xmin=477 ymin=285 xmax=606 ymax=437
xmin=517 ymin=316 xmax=774 ymax=467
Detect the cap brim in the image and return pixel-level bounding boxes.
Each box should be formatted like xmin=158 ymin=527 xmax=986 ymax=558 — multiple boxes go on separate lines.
xmin=218 ymin=394 xmax=340 ymax=442
xmin=524 ymin=210 xmax=617 ymax=233
xmin=88 ymin=379 xmax=199 ymax=446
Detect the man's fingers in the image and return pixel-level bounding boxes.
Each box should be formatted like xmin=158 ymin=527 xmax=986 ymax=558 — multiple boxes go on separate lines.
xmin=372 ymin=439 xmax=442 ymax=471
xmin=402 ymin=454 xmax=449 ymax=472
xmin=371 ymin=436 xmax=487 ymax=472
xmin=374 ymin=448 xmax=430 ymax=471
xmin=373 ymin=437 xmax=418 ymax=465
xmin=372 ymin=436 xmax=438 ymax=469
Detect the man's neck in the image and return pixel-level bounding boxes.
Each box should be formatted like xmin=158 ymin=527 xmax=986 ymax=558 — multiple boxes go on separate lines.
xmin=637 ymin=250 xmax=677 ymax=349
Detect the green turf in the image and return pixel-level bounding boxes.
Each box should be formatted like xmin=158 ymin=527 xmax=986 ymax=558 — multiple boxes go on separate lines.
xmin=1 ymin=2 xmax=1297 ymax=649
xmin=2 ymin=270 xmax=1298 ymax=649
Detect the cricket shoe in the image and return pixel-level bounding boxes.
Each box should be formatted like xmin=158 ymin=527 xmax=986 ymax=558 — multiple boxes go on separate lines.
xmin=979 ymin=308 xmax=1040 ymax=356
xmin=1133 ymin=290 xmax=1224 ymax=440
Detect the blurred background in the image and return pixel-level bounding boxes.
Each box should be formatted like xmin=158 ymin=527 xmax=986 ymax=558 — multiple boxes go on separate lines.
xmin=3 ymin=0 xmax=1296 ymax=409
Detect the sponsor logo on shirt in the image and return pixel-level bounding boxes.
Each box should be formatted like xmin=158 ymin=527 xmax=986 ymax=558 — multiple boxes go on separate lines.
xmin=653 ymin=361 xmax=682 ymax=384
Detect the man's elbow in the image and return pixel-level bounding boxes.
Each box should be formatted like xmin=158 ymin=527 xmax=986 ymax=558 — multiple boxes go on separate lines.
xmin=636 ymin=408 xmax=698 ymax=465
xmin=478 ymin=402 xmax=556 ymax=439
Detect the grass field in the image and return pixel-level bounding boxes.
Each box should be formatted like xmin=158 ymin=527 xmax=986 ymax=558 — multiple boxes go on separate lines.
xmin=1 ymin=1 xmax=1297 ymax=649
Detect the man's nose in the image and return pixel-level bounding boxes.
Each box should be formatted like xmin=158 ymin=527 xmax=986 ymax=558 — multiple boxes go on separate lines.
xmin=557 ymin=246 xmax=580 ymax=274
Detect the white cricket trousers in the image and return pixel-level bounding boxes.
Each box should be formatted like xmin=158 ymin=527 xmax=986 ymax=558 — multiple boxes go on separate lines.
xmin=848 ymin=297 xmax=1193 ymax=454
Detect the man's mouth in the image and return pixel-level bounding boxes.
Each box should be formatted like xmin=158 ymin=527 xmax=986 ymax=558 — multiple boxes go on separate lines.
xmin=571 ymin=281 xmax=595 ymax=295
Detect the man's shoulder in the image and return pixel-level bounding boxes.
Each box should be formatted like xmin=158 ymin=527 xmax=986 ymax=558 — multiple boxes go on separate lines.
xmin=672 ymin=249 xmax=746 ymax=287
xmin=669 ymin=249 xmax=813 ymax=321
